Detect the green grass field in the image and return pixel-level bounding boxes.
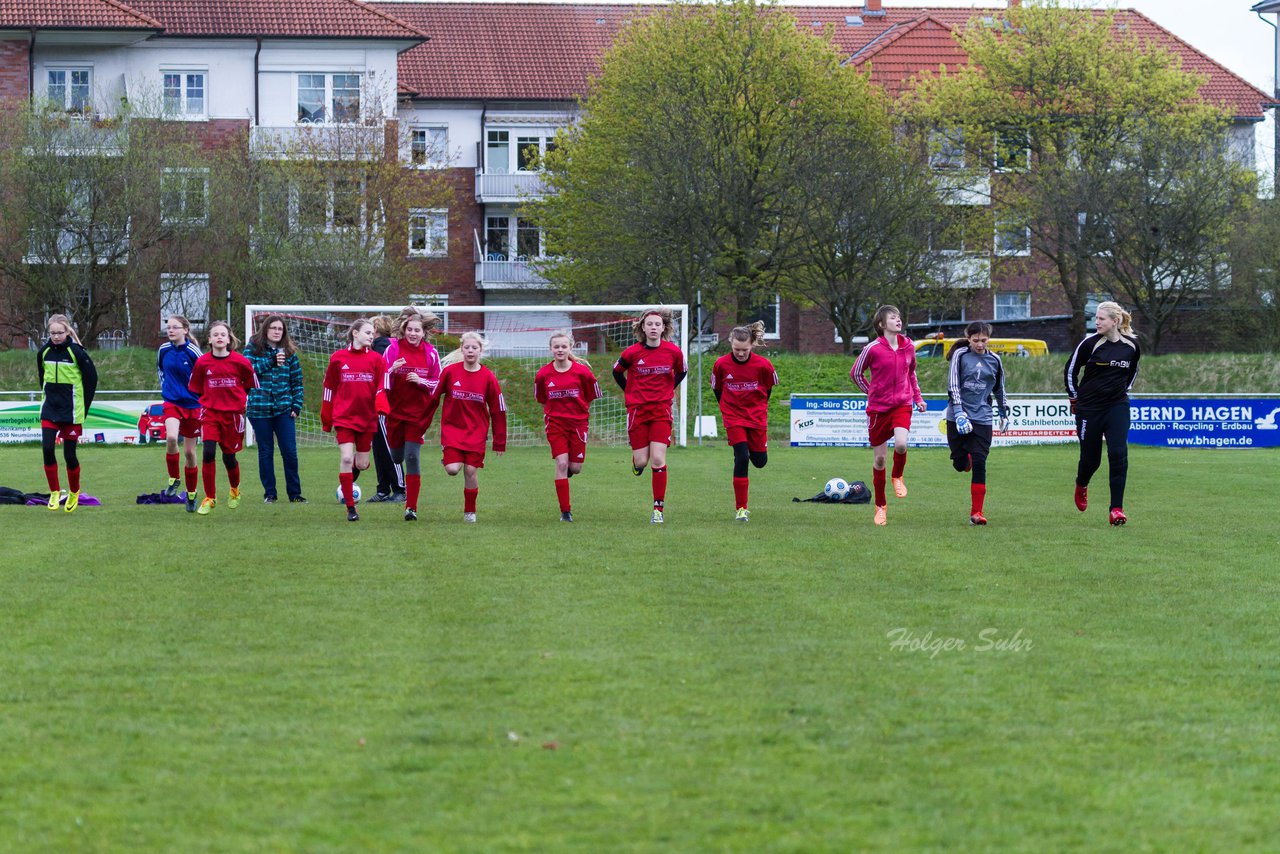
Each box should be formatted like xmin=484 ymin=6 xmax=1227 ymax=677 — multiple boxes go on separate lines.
xmin=2 ymin=442 xmax=1278 ymax=851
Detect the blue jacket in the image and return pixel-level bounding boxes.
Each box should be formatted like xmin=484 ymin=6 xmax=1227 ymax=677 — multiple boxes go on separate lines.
xmin=157 ymin=340 xmax=202 ymax=409
xmin=245 ymin=344 xmax=304 ymax=418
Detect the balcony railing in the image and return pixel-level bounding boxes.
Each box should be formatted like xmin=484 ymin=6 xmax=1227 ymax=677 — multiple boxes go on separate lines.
xmin=475 ymin=171 xmax=548 ymax=203
xmin=251 ymin=123 xmax=385 ymax=160
xmin=26 ymin=115 xmax=124 ymax=156
xmin=475 ymin=256 xmax=551 ymax=289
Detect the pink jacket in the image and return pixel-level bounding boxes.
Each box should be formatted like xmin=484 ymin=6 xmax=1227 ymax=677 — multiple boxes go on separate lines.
xmin=851 ymin=335 xmax=924 ymax=412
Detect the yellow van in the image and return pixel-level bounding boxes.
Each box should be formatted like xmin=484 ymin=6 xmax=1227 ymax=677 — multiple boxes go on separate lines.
xmin=914 ymin=334 xmax=1049 ymax=359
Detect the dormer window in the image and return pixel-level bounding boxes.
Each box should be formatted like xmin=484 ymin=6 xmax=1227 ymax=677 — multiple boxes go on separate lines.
xmin=297 ymin=73 xmax=361 ymax=124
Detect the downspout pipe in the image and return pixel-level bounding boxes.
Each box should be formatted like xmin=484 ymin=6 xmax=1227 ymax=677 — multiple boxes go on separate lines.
xmin=253 ymin=37 xmax=262 ymax=125
xmin=28 ymin=29 xmax=36 ymax=103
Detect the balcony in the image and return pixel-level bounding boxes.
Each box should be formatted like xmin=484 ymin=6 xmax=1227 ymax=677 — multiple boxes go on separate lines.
xmin=27 ymin=115 xmax=124 ymax=156
xmin=475 ymin=171 xmax=548 ymax=203
xmin=475 ymin=256 xmax=551 ymax=290
xmin=250 ymin=123 xmax=385 ymax=161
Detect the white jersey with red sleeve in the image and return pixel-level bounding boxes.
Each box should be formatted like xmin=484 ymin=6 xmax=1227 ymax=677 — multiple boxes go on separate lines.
xmin=321 ymin=347 xmax=386 ymax=432
xmin=383 ymin=337 xmax=441 ymax=424
xmin=188 ymin=351 xmax=258 ymax=414
xmin=613 ymin=341 xmax=687 ymax=410
xmin=535 ymin=361 xmax=600 ymax=427
xmin=427 ymin=362 xmax=508 ymax=453
xmin=712 ymin=352 xmax=777 ymax=430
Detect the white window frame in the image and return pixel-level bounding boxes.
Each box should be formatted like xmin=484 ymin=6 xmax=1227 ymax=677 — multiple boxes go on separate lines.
xmin=927 ymin=306 xmax=966 ymax=325
xmin=994 ymin=128 xmax=1030 ymax=172
xmin=296 ymin=72 xmax=362 ymax=125
xmin=408 ymin=208 xmax=448 ymax=257
xmin=161 ymin=69 xmax=208 ymax=119
xmin=161 ymin=167 xmax=210 ymax=226
xmin=748 ymin=294 xmax=782 ymax=340
xmin=994 ymin=216 xmax=1031 ymax=257
xmin=486 ymin=129 xmax=510 ymax=173
xmin=290 ymin=177 xmax=366 ymax=233
xmin=409 ymin=125 xmax=448 ymax=168
xmin=994 ymin=291 xmax=1032 ymax=321
xmin=47 ymin=67 xmax=93 ymax=115
xmin=929 ymin=128 xmax=965 ymax=170
xmin=159 ymin=273 xmax=210 ymax=332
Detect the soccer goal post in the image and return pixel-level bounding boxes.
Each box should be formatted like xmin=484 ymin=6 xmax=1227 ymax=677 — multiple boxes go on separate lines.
xmin=244 ymin=303 xmax=690 ymax=448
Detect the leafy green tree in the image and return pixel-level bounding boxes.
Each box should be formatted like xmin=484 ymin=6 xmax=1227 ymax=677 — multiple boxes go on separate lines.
xmin=535 ymin=0 xmax=905 ymax=318
xmin=910 ymin=1 xmax=1228 ymax=342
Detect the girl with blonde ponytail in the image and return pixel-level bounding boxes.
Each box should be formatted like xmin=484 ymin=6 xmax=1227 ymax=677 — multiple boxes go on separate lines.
xmin=1063 ymin=301 xmax=1141 ymax=526
xmin=534 ymin=331 xmax=601 ymax=521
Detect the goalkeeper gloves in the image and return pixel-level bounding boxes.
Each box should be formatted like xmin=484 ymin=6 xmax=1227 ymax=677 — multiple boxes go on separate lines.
xmin=955 ymin=413 xmax=973 ymax=435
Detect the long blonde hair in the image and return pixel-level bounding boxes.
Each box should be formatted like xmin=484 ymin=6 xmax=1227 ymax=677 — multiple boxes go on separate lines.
xmin=46 ymin=314 xmax=82 ymax=345
xmin=397 ymin=307 xmax=441 ymax=340
xmin=439 ymin=330 xmax=488 ymax=368
xmin=168 ymin=314 xmax=201 ymax=350
xmin=1096 ymin=301 xmax=1137 ymax=341
xmin=206 ymin=319 xmax=241 ymax=351
xmin=549 ymin=330 xmax=592 ymax=366
xmin=632 ymin=307 xmax=674 ymax=342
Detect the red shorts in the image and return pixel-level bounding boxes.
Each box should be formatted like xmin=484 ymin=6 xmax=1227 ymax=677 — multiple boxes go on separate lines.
xmin=41 ymin=420 xmax=83 ymax=441
xmin=442 ymin=446 xmax=486 ymax=469
xmin=546 ymin=420 xmax=588 ymax=462
xmin=627 ymin=409 xmax=673 ymax=451
xmin=335 ymin=427 xmax=375 ymax=453
xmin=867 ymin=405 xmax=914 ymax=447
xmin=163 ymin=403 xmax=202 ymax=439
xmin=201 ymin=410 xmax=245 ymax=453
xmin=385 ymin=415 xmax=426 ymax=448
xmin=725 ymin=424 xmax=768 ymax=453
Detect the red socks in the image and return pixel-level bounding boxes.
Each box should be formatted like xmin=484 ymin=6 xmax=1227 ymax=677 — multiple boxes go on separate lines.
xmin=202 ymin=461 xmax=218 ymax=500
xmin=166 ymin=453 xmax=180 ymax=479
xmin=891 ymin=450 xmax=907 ymax=479
xmin=873 ymin=468 xmax=887 ymax=507
xmin=406 ymin=474 xmax=421 ymax=510
xmin=184 ymin=466 xmax=198 ymax=494
xmin=555 ymin=478 xmax=571 ymax=513
xmin=44 ymin=464 xmax=60 ymax=491
xmin=339 ymin=471 xmax=355 ymax=507
xmin=652 ymin=467 xmax=667 ymax=508
xmin=464 ymin=487 xmax=478 ymax=513
xmin=733 ymin=476 xmax=749 ymax=510
xmin=971 ymin=483 xmax=986 ymax=515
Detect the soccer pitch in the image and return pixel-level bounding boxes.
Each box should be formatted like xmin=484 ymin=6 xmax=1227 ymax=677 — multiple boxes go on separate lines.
xmin=3 ymin=443 xmax=1277 ymax=850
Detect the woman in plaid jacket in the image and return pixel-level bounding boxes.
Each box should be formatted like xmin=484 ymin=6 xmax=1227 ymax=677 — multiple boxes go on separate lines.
xmin=245 ymin=314 xmax=306 ymax=503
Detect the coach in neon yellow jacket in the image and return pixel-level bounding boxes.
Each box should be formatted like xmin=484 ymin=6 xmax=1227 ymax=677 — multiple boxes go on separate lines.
xmin=36 ymin=315 xmax=98 ymax=512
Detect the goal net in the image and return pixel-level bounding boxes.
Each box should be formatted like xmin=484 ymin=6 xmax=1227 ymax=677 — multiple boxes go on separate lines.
xmin=243 ymin=303 xmax=690 ymax=448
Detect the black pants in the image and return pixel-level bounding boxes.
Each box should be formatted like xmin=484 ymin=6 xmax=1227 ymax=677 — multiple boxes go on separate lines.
xmin=1075 ymin=402 xmax=1129 ymax=510
xmin=946 ymin=420 xmax=992 ymax=484
xmin=371 ymin=414 xmax=402 ymax=495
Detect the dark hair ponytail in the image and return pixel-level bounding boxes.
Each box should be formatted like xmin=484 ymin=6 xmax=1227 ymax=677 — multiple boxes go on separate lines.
xmin=947 ymin=321 xmax=993 ymax=360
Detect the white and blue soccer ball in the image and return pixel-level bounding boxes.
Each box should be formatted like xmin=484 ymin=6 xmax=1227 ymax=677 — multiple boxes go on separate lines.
xmin=824 ymin=477 xmax=850 ymax=500
xmin=336 ymin=483 xmax=362 ymax=504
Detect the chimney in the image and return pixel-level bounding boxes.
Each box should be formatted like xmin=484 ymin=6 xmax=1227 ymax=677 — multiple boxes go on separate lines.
xmin=866 ymin=0 xmax=885 ymax=17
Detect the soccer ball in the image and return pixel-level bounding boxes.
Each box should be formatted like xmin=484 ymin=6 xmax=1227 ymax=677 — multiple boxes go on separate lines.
xmin=336 ymin=483 xmax=362 ymax=504
xmin=824 ymin=477 xmax=850 ymax=500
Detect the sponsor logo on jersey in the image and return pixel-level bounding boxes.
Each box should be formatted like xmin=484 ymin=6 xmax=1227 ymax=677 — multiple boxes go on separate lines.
xmin=342 ymin=371 xmax=375 ymax=383
xmin=725 ymin=380 xmax=760 ymax=393
xmin=452 ymin=389 xmax=487 ymax=403
xmin=207 ymin=377 xmax=240 ymax=389
xmin=547 ymin=388 xmax=581 ymax=400
xmin=636 ymin=364 xmax=672 ymax=376
xmin=1108 ymin=360 xmax=1132 ymax=368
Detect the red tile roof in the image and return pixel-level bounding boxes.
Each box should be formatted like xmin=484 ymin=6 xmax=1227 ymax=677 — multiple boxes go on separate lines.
xmin=123 ymin=0 xmax=427 ymax=40
xmin=379 ymin=3 xmax=1272 ymax=120
xmin=0 ymin=0 xmax=161 ymax=30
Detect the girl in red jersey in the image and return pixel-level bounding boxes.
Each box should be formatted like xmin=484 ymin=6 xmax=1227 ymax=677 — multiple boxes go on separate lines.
xmin=423 ymin=331 xmax=507 ymax=523
xmin=321 ymin=319 xmax=388 ymax=522
xmin=711 ymin=321 xmax=778 ymax=523
xmin=612 ymin=307 xmax=687 ymax=524
xmin=850 ymin=304 xmax=926 ymax=527
xmin=187 ymin=320 xmax=258 ymax=516
xmin=383 ymin=309 xmax=442 ymax=522
xmin=534 ymin=331 xmax=601 ymax=522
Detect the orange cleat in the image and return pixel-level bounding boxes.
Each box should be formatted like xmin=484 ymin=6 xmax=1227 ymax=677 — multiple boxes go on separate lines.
xmin=873 ymin=505 xmax=887 ymax=526
xmin=892 ymin=477 xmax=907 ymax=499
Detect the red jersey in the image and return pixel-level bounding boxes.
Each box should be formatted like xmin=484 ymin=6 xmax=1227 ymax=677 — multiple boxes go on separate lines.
xmin=321 ymin=347 xmax=387 ymax=432
xmin=535 ymin=360 xmax=600 ymax=427
xmin=613 ymin=341 xmax=687 ymax=410
xmin=383 ymin=337 xmax=441 ymax=424
xmin=188 ymin=351 xmax=258 ymax=414
xmin=712 ymin=352 xmax=778 ymax=429
xmin=425 ymin=362 xmax=508 ymax=453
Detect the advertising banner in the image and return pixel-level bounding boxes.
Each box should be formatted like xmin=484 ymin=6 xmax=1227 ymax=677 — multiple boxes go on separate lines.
xmin=0 ymin=398 xmax=157 ymax=444
xmin=790 ymin=395 xmax=1280 ymax=449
